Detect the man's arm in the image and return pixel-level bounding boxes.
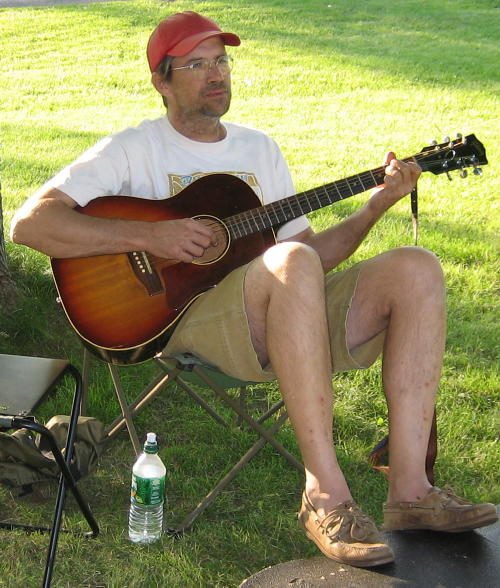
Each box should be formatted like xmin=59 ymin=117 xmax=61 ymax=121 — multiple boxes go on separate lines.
xmin=282 ymin=155 xmax=421 ymax=272
xmin=10 ymin=188 xmax=216 ymax=263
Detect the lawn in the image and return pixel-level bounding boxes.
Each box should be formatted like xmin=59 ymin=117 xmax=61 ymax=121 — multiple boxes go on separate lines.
xmin=0 ymin=0 xmax=499 ymax=586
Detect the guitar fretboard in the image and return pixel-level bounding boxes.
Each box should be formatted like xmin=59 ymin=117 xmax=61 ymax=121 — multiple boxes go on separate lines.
xmin=226 ymin=156 xmax=424 ymax=240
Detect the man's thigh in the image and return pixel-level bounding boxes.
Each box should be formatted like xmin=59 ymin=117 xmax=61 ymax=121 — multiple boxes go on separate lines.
xmin=163 ymin=262 xmax=275 ymax=382
xmin=164 ymin=258 xmax=385 ymax=380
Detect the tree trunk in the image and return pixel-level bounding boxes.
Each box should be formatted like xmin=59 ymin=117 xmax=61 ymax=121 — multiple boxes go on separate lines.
xmin=0 ymin=184 xmax=18 ymax=307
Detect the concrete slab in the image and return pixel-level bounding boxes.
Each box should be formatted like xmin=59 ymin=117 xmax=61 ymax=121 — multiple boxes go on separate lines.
xmin=240 ymin=507 xmax=500 ymax=587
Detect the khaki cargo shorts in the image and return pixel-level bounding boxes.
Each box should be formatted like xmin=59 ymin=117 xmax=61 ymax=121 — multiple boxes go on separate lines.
xmin=164 ymin=259 xmax=385 ymax=382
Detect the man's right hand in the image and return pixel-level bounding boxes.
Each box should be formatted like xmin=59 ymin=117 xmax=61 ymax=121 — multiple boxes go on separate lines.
xmin=145 ymin=218 xmax=217 ymax=263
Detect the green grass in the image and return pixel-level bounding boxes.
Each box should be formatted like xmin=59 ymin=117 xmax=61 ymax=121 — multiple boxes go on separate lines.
xmin=1 ymin=0 xmax=499 ymax=586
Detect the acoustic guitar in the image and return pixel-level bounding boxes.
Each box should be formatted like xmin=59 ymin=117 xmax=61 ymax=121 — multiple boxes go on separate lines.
xmin=51 ymin=134 xmax=487 ymax=365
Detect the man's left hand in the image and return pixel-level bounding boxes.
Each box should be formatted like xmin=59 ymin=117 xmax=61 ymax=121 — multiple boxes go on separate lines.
xmin=370 ymin=152 xmax=421 ymax=212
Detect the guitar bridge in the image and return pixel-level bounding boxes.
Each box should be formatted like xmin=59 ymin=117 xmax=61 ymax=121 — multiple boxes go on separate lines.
xmin=128 ymin=251 xmax=164 ymax=296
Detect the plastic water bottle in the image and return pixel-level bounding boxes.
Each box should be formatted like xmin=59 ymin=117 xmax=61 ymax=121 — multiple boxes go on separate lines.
xmin=128 ymin=432 xmax=166 ymax=543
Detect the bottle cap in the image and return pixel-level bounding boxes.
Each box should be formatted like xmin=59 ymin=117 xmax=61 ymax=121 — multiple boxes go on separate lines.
xmin=144 ymin=432 xmax=158 ymax=453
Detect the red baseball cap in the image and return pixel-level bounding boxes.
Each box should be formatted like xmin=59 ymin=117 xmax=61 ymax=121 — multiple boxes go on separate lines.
xmin=147 ymin=11 xmax=241 ymax=73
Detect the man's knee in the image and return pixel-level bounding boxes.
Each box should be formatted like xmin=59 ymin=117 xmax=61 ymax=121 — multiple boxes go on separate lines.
xmin=262 ymin=241 xmax=323 ymax=277
xmin=355 ymin=247 xmax=445 ymax=313
xmin=245 ymin=241 xmax=323 ymax=305
xmin=383 ymin=246 xmax=444 ymax=286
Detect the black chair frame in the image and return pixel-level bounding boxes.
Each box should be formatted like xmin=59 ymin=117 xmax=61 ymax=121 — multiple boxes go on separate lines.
xmin=0 ymin=362 xmax=99 ymax=588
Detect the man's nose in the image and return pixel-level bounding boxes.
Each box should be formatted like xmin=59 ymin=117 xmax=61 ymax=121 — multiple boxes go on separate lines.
xmin=206 ymin=61 xmax=225 ymax=81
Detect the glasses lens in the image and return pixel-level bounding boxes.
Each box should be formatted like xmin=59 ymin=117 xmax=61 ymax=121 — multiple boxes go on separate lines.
xmin=172 ymin=56 xmax=233 ymax=77
xmin=216 ymin=56 xmax=232 ymax=73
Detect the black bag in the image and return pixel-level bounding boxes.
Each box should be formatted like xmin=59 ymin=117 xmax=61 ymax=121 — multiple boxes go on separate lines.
xmin=0 ymin=416 xmax=105 ymax=491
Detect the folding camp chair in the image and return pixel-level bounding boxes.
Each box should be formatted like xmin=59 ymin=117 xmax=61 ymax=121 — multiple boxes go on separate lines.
xmin=82 ymin=348 xmax=303 ymax=534
xmin=0 ymin=354 xmax=99 ymax=588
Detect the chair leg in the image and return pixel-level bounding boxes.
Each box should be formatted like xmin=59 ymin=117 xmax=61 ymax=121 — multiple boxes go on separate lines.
xmin=0 ymin=364 xmax=100 ymax=587
xmin=107 ymin=365 xmax=142 ymax=455
xmin=81 ymin=348 xmax=92 ymax=416
xmin=8 ymin=374 xmax=99 ymax=588
xmin=194 ymin=367 xmax=303 ymax=473
xmin=43 ymin=364 xmax=99 ymax=587
xmin=173 ymin=411 xmax=291 ymax=534
xmin=155 ymin=357 xmax=230 ymax=428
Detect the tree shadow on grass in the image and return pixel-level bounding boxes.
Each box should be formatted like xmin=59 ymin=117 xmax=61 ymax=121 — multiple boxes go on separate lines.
xmin=14 ymin=0 xmax=499 ymax=91
xmin=217 ymin=0 xmax=497 ymax=89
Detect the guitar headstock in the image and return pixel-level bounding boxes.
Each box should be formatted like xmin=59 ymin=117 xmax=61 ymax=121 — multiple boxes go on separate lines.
xmin=416 ymin=134 xmax=488 ymax=178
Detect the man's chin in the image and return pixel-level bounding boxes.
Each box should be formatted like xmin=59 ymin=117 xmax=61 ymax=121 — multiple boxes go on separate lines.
xmin=201 ymin=100 xmax=231 ymax=119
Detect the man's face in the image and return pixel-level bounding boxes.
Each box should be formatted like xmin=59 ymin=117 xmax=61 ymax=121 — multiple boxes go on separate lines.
xmin=161 ymin=37 xmax=232 ymax=122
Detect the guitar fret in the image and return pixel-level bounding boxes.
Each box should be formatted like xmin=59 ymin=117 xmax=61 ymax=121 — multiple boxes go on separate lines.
xmin=313 ymin=188 xmax=323 ymax=208
xmin=253 ymin=211 xmax=265 ymax=232
xmin=264 ymin=207 xmax=274 ymax=227
xmin=278 ymin=200 xmax=287 ymax=220
xmin=233 ymin=219 xmax=244 ymax=239
xmin=335 ymin=182 xmax=347 ymax=199
xmin=244 ymin=213 xmax=255 ymax=234
xmin=320 ymin=188 xmax=332 ymax=206
xmin=270 ymin=204 xmax=281 ymax=224
xmin=333 ymin=182 xmax=344 ymax=200
xmin=292 ymin=198 xmax=304 ymax=216
xmin=300 ymin=194 xmax=313 ymax=213
xmin=357 ymin=174 xmax=367 ymax=191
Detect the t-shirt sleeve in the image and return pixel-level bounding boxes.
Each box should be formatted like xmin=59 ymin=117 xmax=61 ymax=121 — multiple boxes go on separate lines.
xmin=36 ymin=136 xmax=130 ymax=207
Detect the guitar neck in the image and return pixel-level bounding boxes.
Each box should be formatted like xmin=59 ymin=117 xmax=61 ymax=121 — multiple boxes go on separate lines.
xmin=226 ymin=156 xmax=422 ymax=240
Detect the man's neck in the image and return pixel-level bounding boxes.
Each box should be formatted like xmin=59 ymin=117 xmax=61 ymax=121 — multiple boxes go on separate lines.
xmin=167 ymin=113 xmax=226 ymax=143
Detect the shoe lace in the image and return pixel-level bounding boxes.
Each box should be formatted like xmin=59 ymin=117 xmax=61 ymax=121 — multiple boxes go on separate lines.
xmin=438 ymin=486 xmax=472 ymax=506
xmin=320 ymin=502 xmax=376 ymax=542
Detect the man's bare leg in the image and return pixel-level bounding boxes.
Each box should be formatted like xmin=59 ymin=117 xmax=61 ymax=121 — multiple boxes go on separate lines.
xmin=346 ymin=246 xmax=445 ymax=503
xmin=244 ymin=241 xmax=352 ymax=517
xmin=245 ymin=241 xmax=496 ymax=553
xmin=245 ymin=243 xmax=445 ymax=512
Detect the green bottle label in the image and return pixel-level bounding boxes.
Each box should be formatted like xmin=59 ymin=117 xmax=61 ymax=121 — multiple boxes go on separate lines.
xmin=131 ymin=474 xmax=165 ymax=506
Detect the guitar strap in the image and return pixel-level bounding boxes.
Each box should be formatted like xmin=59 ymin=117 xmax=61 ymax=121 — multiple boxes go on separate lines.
xmin=411 ymin=186 xmax=418 ymax=245
xmin=368 ymin=412 xmax=438 ymax=485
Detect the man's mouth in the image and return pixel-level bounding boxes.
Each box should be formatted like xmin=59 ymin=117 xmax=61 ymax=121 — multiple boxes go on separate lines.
xmin=203 ymin=84 xmax=228 ymax=98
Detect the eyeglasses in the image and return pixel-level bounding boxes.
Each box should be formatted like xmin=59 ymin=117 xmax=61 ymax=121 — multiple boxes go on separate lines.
xmin=169 ymin=55 xmax=233 ymax=77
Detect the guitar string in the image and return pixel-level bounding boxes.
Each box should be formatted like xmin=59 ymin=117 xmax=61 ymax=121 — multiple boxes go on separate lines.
xmin=157 ymin=154 xmax=425 ymax=242
xmin=223 ymin=149 xmax=462 ymax=236
xmin=146 ymin=148 xmax=468 ymax=265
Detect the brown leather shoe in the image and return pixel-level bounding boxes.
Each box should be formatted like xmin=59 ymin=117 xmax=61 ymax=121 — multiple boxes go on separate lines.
xmin=383 ymin=486 xmax=498 ymax=532
xmin=298 ymin=492 xmax=395 ymax=568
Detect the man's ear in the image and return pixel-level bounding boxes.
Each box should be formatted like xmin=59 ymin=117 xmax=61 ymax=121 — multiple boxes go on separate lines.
xmin=151 ymin=72 xmax=169 ymax=98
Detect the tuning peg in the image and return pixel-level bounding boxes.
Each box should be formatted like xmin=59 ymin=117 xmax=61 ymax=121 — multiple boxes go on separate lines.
xmin=473 ymin=166 xmax=483 ymax=176
xmin=430 ymin=139 xmax=438 ymax=146
xmin=459 ymin=168 xmax=468 ymax=178
xmin=456 ymin=133 xmax=463 ymax=141
xmin=443 ymin=136 xmax=450 ymax=143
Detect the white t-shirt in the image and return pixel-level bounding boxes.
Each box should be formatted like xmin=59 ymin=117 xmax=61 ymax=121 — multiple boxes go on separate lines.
xmin=42 ymin=116 xmax=310 ymax=241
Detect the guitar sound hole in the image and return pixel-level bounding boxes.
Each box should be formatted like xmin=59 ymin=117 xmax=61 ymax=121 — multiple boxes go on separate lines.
xmin=191 ymin=215 xmax=230 ymax=265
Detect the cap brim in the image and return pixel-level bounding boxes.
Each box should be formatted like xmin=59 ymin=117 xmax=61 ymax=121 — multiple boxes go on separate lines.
xmin=169 ymin=30 xmax=241 ymax=57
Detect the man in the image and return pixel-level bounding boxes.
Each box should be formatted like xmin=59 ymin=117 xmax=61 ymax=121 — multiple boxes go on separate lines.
xmin=11 ymin=11 xmax=497 ymax=568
